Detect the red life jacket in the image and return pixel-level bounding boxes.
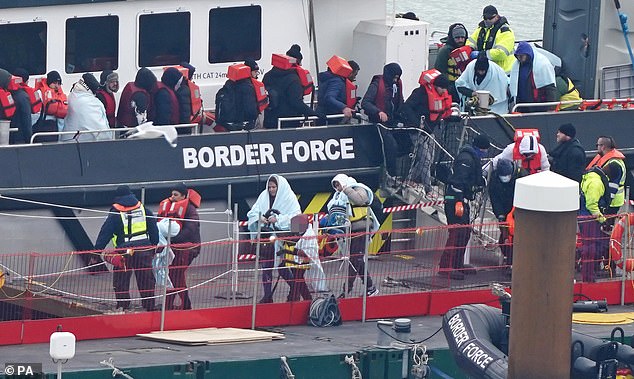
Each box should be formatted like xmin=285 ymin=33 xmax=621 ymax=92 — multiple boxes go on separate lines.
xmin=250 ymin=78 xmax=269 ymax=112
xmin=449 ymin=45 xmax=474 ymax=74
xmin=117 ymin=82 xmax=150 ymax=127
xmin=149 ymin=82 xmax=179 ymax=125
xmin=185 ymin=79 xmax=203 ymax=123
xmin=158 ymin=198 xmax=190 ymax=228
xmin=512 ymin=139 xmax=543 ymax=174
xmin=373 ymin=75 xmax=404 ymax=114
xmin=96 ymin=89 xmax=116 ymax=128
xmin=345 ymin=79 xmax=357 ymax=109
xmin=419 ymin=69 xmax=452 ymax=122
xmin=18 ymin=83 xmax=42 ymax=114
xmin=36 ymin=79 xmax=68 ymax=118
xmin=0 ymin=88 xmax=15 ymax=119
xmin=294 ymin=66 xmax=314 ymax=95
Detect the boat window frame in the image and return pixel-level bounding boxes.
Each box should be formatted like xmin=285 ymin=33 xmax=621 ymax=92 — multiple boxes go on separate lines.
xmin=0 ymin=20 xmax=48 ymax=76
xmin=137 ymin=9 xmax=191 ymax=68
xmin=64 ymin=14 xmax=120 ymax=74
xmin=208 ymin=5 xmax=262 ymax=64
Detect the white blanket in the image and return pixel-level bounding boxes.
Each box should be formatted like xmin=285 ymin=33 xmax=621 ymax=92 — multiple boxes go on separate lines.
xmin=62 ymin=83 xmax=111 ymax=142
xmin=455 ymin=59 xmax=509 ymax=115
xmin=247 ymin=174 xmax=301 ymax=238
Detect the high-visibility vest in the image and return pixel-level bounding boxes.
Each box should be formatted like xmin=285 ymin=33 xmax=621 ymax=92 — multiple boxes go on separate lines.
xmin=112 ymin=202 xmax=149 ymax=246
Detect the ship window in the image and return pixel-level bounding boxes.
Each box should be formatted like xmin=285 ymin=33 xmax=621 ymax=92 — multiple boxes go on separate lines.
xmin=65 ymin=16 xmax=119 ymax=73
xmin=0 ymin=22 xmax=47 ymax=76
xmin=209 ymin=6 xmax=262 ymax=64
xmin=139 ymin=12 xmax=191 ymax=67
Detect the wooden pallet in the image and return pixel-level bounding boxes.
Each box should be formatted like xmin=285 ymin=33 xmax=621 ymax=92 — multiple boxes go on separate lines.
xmin=137 ymin=327 xmax=285 ymax=346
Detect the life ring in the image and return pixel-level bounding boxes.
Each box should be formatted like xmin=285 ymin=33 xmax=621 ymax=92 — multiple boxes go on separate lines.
xmin=609 ymin=213 xmax=634 ymax=272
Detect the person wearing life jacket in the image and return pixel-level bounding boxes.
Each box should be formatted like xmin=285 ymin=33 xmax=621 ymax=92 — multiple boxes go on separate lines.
xmin=38 ymin=70 xmax=69 ymax=120
xmin=467 ymin=5 xmax=516 ymax=74
xmin=440 ymin=134 xmax=491 ymax=280
xmin=117 ymin=67 xmax=157 ymax=127
xmin=554 ymin=66 xmax=583 ymax=110
xmin=492 ymin=134 xmax=550 ymax=175
xmin=244 ymin=59 xmax=269 ymax=126
xmin=262 ymin=52 xmax=319 ymax=129
xmin=94 ymin=185 xmax=159 ymax=312
xmin=434 ymin=23 xmax=470 ymax=102
xmin=149 ymin=67 xmax=181 ymax=126
xmin=2 ymin=69 xmax=33 ymax=144
xmin=96 ymin=70 xmax=119 ymax=128
xmin=362 ymin=62 xmax=403 ymax=126
xmin=509 ymin=41 xmax=557 ymax=113
xmin=455 ymin=54 xmax=509 ymax=115
xmin=276 ymin=214 xmax=314 ymax=302
xmin=177 ymin=62 xmax=204 ymax=125
xmin=62 ymin=73 xmax=111 ymax=142
xmin=13 ymin=68 xmax=42 ymax=115
xmin=316 ymin=55 xmax=355 ymax=124
xmin=398 ymin=70 xmax=452 ymax=195
xmin=488 ymin=158 xmax=527 ymax=272
xmin=586 ymin=136 xmax=626 ymax=217
xmin=285 ymin=44 xmax=314 ymax=96
xmin=158 ymin=183 xmax=201 ymax=310
xmin=215 ymin=61 xmax=262 ymax=131
xmin=579 ymin=165 xmax=613 ymax=283
xmin=548 ymin=123 xmax=586 ymax=182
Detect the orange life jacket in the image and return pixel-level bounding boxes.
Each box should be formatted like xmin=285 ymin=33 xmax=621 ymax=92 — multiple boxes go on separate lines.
xmin=449 ymin=45 xmax=474 ymax=74
xmin=18 ymin=83 xmax=42 ymax=114
xmin=250 ymin=78 xmax=269 ymax=112
xmin=158 ymin=198 xmax=190 ymax=228
xmin=294 ymin=66 xmax=314 ymax=95
xmin=345 ymin=79 xmax=357 ymax=109
xmin=419 ymin=69 xmax=452 ymax=122
xmin=512 ymin=139 xmax=543 ymax=174
xmin=35 ymin=79 xmax=68 ymax=118
xmin=186 ymin=79 xmax=203 ymax=123
xmin=0 ymin=88 xmax=16 ymax=119
xmin=586 ymin=149 xmax=626 ymax=170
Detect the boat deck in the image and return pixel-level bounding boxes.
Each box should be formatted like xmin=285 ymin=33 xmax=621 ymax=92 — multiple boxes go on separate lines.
xmin=3 ymin=306 xmax=634 ymax=375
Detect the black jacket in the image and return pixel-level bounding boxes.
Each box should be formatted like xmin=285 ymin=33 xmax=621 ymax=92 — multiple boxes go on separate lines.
xmin=10 ymin=88 xmax=32 ymax=144
xmin=549 ymin=138 xmax=586 ymax=182
xmin=361 ymin=75 xmax=403 ymax=125
xmin=176 ymin=83 xmax=193 ymax=125
xmin=398 ymin=86 xmax=437 ymax=132
xmin=95 ymin=194 xmax=159 ymax=250
xmin=446 ymin=145 xmax=484 ymax=201
xmin=262 ymin=67 xmax=316 ymax=128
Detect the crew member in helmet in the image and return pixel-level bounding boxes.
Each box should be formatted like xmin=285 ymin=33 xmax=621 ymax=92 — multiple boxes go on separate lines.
xmin=434 ymin=23 xmax=469 ymax=102
xmin=96 ymin=70 xmax=120 ymax=128
xmin=492 ymin=134 xmax=550 ymax=175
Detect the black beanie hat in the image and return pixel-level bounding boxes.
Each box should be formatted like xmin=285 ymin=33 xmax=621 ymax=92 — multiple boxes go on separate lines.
xmin=244 ymin=59 xmax=259 ymax=71
xmin=47 ymin=70 xmax=62 ymax=85
xmin=474 ymin=54 xmax=490 ymax=72
xmin=115 ymin=185 xmax=132 ymax=198
xmin=286 ymin=44 xmax=303 ymax=61
xmin=13 ymin=68 xmax=29 ymax=83
xmin=81 ymin=73 xmax=100 ymax=94
xmin=434 ymin=74 xmax=450 ymax=89
xmin=473 ymin=134 xmax=491 ymax=149
xmin=558 ymin=123 xmax=576 ymax=138
xmin=171 ymin=182 xmax=188 ymax=196
xmin=496 ymin=158 xmax=514 ymax=176
xmin=348 ymin=60 xmax=360 ymax=72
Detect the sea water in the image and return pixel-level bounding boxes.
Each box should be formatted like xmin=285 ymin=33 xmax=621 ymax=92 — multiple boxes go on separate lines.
xmin=394 ymin=0 xmax=546 ymax=41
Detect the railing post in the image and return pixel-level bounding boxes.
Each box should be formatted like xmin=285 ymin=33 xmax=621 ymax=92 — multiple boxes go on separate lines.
xmin=621 ymin=187 xmax=630 ymax=306
xmin=159 ymin=219 xmax=172 ymax=332
xmin=362 ymin=205 xmax=371 ymax=323
xmin=231 ymin=203 xmax=239 ymax=306
xmin=251 ymin=213 xmax=262 ymax=329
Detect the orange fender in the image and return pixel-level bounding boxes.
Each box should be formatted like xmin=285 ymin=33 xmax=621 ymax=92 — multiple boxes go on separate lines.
xmin=610 ymin=213 xmax=634 ymax=271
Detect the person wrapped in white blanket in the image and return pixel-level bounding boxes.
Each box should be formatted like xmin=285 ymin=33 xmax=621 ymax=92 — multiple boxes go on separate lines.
xmin=62 ymin=73 xmax=112 ymax=142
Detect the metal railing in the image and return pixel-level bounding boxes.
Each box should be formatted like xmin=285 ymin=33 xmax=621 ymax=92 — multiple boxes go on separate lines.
xmin=29 ymin=123 xmax=198 ymax=144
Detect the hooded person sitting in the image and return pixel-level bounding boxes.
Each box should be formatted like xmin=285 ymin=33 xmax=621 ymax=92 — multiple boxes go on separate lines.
xmin=509 ymin=41 xmax=557 ymax=112
xmin=361 ymin=62 xmax=403 ymax=125
xmin=455 ymin=54 xmax=509 ymax=115
xmin=117 ymin=67 xmax=157 ymax=127
xmin=62 ymin=73 xmax=111 ymax=142
xmin=150 ymin=67 xmax=182 ymax=126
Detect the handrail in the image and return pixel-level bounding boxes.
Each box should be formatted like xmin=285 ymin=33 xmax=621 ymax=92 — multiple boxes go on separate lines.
xmin=276 ymin=113 xmax=369 ymax=129
xmin=29 ymin=123 xmax=197 ymax=144
xmin=511 ymin=98 xmax=634 ymax=113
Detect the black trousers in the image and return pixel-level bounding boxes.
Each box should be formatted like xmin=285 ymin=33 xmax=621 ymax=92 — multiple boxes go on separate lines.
xmin=113 ymin=248 xmax=156 ymax=311
xmin=440 ymin=199 xmax=471 ymax=269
